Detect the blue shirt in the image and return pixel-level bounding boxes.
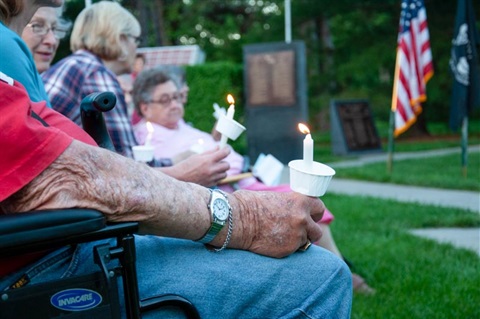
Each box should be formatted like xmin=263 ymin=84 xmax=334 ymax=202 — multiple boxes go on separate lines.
xmin=0 ymin=22 xmax=51 ymax=107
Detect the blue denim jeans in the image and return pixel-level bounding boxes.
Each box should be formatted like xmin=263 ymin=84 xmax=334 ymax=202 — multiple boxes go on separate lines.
xmin=1 ymin=235 xmax=352 ymax=318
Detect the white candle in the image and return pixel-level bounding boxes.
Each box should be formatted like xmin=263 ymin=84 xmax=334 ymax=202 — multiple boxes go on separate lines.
xmin=226 ymin=94 xmax=235 ymax=114
xmin=220 ymin=94 xmax=235 ymax=148
xmin=226 ymin=103 xmax=235 ymax=119
xmin=298 ymin=123 xmax=313 ymax=168
xmin=145 ymin=121 xmax=154 ymax=146
xmin=303 ymin=133 xmax=313 ymax=166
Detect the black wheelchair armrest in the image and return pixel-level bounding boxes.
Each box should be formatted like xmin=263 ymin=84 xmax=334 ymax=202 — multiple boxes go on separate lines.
xmin=0 ymin=209 xmax=106 ymax=256
xmin=0 ymin=209 xmax=139 ymax=260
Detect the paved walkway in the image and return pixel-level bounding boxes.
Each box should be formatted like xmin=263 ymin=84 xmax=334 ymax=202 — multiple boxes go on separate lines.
xmin=323 ymin=145 xmax=480 ymax=256
xmin=408 ymin=228 xmax=479 ymax=255
xmin=327 ymin=179 xmax=479 ymax=213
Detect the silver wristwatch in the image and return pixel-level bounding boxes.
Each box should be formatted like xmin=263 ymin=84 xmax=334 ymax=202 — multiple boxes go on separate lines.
xmin=197 ymin=189 xmax=231 ymax=244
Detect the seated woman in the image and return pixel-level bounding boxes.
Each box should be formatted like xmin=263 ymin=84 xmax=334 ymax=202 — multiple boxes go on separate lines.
xmin=132 ymin=67 xmax=374 ymax=294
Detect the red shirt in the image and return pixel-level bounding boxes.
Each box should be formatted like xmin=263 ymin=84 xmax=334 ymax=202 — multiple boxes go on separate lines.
xmin=0 ymin=74 xmax=96 ymax=202
xmin=0 ymin=73 xmax=97 ymax=277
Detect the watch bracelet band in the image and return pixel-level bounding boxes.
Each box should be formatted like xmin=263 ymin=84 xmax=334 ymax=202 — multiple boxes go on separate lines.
xmin=196 ymin=189 xmax=231 ymax=244
xmin=197 ymin=220 xmax=224 ymax=244
xmin=210 ymin=206 xmax=233 ymax=252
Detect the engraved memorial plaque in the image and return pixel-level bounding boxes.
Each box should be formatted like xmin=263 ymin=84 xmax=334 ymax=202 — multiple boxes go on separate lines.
xmin=243 ymin=42 xmax=307 ymax=164
xmin=247 ymin=51 xmax=296 ymax=107
xmin=330 ymin=100 xmax=382 ymax=155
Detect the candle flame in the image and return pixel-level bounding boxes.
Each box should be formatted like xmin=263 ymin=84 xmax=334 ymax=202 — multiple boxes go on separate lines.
xmin=298 ymin=123 xmax=310 ymax=135
xmin=146 ymin=121 xmax=154 ymax=133
xmin=227 ymin=94 xmax=235 ymax=105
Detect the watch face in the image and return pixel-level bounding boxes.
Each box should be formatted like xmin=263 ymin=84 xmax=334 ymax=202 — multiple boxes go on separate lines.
xmin=213 ymin=198 xmax=229 ymax=220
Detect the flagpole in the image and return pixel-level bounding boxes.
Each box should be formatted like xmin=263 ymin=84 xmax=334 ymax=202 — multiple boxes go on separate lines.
xmin=388 ymin=49 xmax=401 ymax=174
xmin=387 ymin=110 xmax=395 ymax=174
xmin=284 ymin=0 xmax=291 ymax=43
xmin=387 ymin=111 xmax=395 ymax=174
xmin=461 ymin=116 xmax=468 ymax=177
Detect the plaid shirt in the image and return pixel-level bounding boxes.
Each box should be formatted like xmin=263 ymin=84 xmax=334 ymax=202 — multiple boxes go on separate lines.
xmin=42 ymin=50 xmax=136 ymax=158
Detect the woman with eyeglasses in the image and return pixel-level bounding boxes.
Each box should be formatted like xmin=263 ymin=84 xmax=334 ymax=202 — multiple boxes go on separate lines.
xmin=0 ymin=0 xmax=63 ymax=107
xmin=22 ymin=6 xmax=70 ymax=74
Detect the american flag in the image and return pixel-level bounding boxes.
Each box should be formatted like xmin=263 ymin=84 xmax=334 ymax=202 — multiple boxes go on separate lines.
xmin=391 ymin=0 xmax=434 ymax=137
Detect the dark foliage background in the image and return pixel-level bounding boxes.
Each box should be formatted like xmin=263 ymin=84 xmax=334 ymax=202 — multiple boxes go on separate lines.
xmin=56 ymin=0 xmax=480 ymax=135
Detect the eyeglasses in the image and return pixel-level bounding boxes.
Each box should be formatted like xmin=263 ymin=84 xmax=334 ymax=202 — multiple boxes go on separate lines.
xmin=126 ymin=34 xmax=142 ymax=46
xmin=26 ymin=23 xmax=68 ymax=40
xmin=147 ymin=93 xmax=186 ymax=107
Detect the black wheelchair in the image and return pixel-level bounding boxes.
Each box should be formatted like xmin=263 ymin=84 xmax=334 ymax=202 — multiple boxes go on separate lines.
xmin=0 ymin=92 xmax=200 ymax=318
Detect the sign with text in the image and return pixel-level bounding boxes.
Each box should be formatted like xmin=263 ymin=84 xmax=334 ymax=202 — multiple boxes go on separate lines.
xmin=243 ymin=41 xmax=308 ymax=164
xmin=330 ymin=99 xmax=382 ymax=155
xmin=246 ymin=50 xmax=296 ymax=106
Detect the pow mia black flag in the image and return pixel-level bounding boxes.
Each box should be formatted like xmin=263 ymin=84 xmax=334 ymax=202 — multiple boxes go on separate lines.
xmin=449 ymin=0 xmax=480 ymax=130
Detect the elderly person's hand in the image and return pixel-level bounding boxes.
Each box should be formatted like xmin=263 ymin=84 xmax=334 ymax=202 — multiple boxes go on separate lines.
xmin=211 ymin=190 xmax=325 ymax=258
xmin=161 ymin=146 xmax=230 ymax=187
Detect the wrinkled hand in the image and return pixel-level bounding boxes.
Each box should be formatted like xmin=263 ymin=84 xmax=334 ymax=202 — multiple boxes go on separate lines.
xmin=227 ymin=190 xmax=324 ymax=258
xmin=167 ymin=147 xmax=230 ymax=187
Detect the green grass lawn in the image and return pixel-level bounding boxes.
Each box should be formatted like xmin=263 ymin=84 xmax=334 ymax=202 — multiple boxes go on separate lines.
xmin=322 ymin=194 xmax=480 ymax=319
xmin=333 ymin=151 xmax=480 ymax=191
